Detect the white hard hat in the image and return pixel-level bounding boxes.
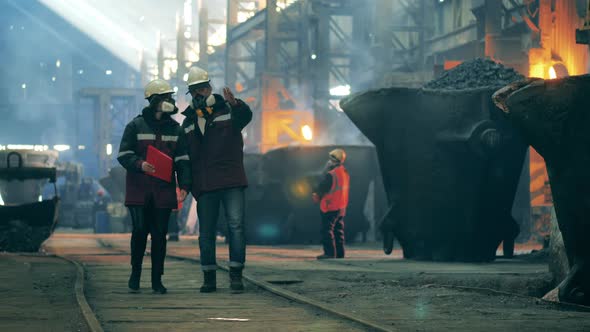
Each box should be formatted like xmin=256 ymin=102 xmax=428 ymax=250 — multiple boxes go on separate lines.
xmin=329 ymin=149 xmax=346 ymax=163
xmin=144 ymin=79 xmax=174 ymax=99
xmin=187 ymin=66 xmax=210 ymax=87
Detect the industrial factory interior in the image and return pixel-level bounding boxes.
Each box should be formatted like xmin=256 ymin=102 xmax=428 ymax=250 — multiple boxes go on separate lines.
xmin=1 ymin=0 xmax=590 ymax=331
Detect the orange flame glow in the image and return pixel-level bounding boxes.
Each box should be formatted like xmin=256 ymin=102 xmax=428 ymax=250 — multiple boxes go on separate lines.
xmin=548 ymin=66 xmax=557 ymax=79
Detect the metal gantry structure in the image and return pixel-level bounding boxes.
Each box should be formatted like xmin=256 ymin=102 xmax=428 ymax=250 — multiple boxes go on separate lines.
xmin=224 ymin=0 xmax=371 ymax=152
xmin=87 ymin=0 xmax=565 ymax=170
xmin=77 ymin=88 xmax=143 ymax=177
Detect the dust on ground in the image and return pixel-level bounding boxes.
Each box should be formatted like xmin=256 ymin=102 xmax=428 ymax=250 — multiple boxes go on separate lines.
xmin=0 ymin=253 xmax=90 ymax=332
xmin=247 ymin=255 xmax=590 ymax=332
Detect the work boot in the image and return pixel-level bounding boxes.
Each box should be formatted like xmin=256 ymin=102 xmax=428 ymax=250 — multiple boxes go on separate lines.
xmin=336 ymin=247 xmax=345 ymax=259
xmin=151 ymin=271 xmax=167 ymax=294
xmin=230 ymin=267 xmax=244 ymax=293
xmin=128 ymin=268 xmax=141 ymax=293
xmin=200 ymin=271 xmax=217 ymax=293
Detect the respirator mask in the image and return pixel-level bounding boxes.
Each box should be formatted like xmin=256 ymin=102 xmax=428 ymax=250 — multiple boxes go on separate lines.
xmin=191 ymin=94 xmax=217 ymax=118
xmin=160 ymin=98 xmax=176 ymax=113
xmin=151 ymin=95 xmax=178 ymax=114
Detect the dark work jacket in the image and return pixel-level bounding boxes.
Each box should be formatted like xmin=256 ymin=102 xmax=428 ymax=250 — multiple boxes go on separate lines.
xmin=180 ymin=94 xmax=252 ymax=198
xmin=314 ymin=163 xmax=337 ymax=197
xmin=117 ymin=107 xmax=191 ymax=209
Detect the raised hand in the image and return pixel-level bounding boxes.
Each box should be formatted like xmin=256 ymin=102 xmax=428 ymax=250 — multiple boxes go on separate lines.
xmin=223 ymin=87 xmax=238 ymax=106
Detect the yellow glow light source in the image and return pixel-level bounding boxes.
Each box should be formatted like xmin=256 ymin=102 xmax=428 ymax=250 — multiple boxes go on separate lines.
xmin=301 ymin=125 xmax=313 ymax=141
xmin=548 ymin=66 xmax=557 ymax=80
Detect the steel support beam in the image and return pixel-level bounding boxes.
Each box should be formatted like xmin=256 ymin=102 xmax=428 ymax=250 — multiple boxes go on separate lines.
xmin=78 ymin=88 xmax=143 ymax=177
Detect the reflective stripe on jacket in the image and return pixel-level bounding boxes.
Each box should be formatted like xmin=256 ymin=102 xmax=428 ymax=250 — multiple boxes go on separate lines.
xmin=117 ymin=107 xmax=191 ymax=209
xmin=180 ymin=94 xmax=252 ymax=198
xmin=320 ymin=165 xmax=350 ymax=213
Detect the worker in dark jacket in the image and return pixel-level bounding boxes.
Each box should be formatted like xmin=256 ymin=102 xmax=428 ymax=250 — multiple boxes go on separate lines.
xmin=117 ymin=79 xmax=191 ymax=294
xmin=181 ymin=66 xmax=252 ymax=293
xmin=312 ymin=149 xmax=350 ymax=260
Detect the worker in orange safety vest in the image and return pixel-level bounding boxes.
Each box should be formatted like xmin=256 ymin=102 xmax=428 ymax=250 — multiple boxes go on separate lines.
xmin=312 ymin=148 xmax=350 ymax=260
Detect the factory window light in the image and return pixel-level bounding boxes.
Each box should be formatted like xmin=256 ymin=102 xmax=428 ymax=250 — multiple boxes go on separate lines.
xmin=208 ymin=30 xmax=226 ymax=47
xmin=183 ymin=0 xmax=192 ymax=25
xmin=21 ymin=83 xmax=26 ymax=89
xmin=38 ymin=195 xmax=43 ymax=202
xmin=105 ymin=69 xmax=113 ymax=75
xmin=0 ymin=192 xmax=4 ymax=206
xmin=51 ymin=76 xmax=56 ymax=82
xmin=78 ymin=145 xmax=86 ymax=150
xmin=56 ymin=59 xmax=61 ymax=68
xmin=301 ymin=125 xmax=313 ymax=141
xmin=106 ymin=144 xmax=113 ymax=156
xmin=53 ymin=145 xmax=70 ymax=152
xmin=7 ymin=144 xmax=34 ymax=150
xmin=78 ymin=69 xmax=84 ymax=74
xmin=183 ymin=73 xmax=189 ymax=81
xmin=173 ymin=86 xmax=179 ymax=93
xmin=329 ymin=85 xmax=351 ymax=97
xmin=311 ymin=54 xmax=317 ymax=60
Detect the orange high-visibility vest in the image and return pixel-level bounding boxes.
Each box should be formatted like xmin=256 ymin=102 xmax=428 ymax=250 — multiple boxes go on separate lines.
xmin=320 ymin=165 xmax=350 ymax=213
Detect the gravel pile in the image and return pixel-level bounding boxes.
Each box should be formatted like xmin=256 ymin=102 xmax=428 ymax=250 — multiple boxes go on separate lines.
xmin=424 ymin=58 xmax=524 ymax=90
xmin=0 ymin=221 xmax=51 ymax=252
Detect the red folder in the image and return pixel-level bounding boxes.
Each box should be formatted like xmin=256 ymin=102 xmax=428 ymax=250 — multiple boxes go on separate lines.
xmin=146 ymin=145 xmax=173 ymax=183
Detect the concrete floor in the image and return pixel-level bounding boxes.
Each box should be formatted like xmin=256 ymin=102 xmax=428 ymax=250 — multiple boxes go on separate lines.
xmin=5 ymin=232 xmax=589 ymax=331
xmin=0 ymin=253 xmax=90 ymax=332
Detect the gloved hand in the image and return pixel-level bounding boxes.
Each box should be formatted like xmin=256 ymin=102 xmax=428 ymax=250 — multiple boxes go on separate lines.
xmin=177 ymin=189 xmax=188 ymax=202
xmin=312 ymin=193 xmax=320 ymax=203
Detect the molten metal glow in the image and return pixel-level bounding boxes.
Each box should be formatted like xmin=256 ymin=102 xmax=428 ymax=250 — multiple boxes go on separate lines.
xmin=548 ymin=66 xmax=557 ymax=79
xmin=301 ymin=125 xmax=313 ymax=141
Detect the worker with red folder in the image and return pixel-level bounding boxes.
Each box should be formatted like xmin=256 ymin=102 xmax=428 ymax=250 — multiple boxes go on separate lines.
xmin=117 ymin=79 xmax=191 ymax=294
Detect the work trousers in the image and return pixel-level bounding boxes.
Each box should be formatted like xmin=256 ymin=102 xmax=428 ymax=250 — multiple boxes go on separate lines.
xmin=321 ymin=210 xmax=345 ymax=258
xmin=197 ymin=187 xmax=246 ymax=271
xmin=128 ymin=198 xmax=171 ymax=277
xmin=168 ymin=210 xmax=180 ymax=238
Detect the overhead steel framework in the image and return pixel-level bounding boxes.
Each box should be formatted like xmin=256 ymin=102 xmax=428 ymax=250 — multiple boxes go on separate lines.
xmin=77 ymin=88 xmax=144 ymax=177
xmin=225 ymin=0 xmax=371 ymax=152
xmin=90 ymin=0 xmax=544 ymax=171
